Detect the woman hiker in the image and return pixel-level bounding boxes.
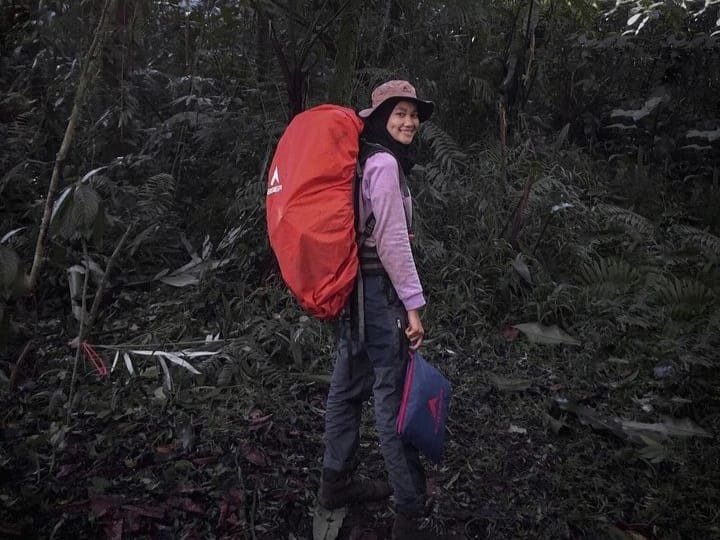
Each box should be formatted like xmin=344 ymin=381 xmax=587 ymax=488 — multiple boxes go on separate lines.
xmin=317 ymin=80 xmax=453 ymax=539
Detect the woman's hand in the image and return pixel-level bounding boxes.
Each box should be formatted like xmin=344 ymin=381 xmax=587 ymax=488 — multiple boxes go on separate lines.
xmin=405 ymin=309 xmax=424 ymax=350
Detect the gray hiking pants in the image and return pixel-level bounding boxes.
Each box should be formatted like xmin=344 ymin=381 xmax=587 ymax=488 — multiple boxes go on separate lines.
xmin=322 ymin=273 xmax=426 ymax=514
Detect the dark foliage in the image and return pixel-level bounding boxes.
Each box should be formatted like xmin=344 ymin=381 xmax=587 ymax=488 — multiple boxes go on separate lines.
xmin=1 ymin=1 xmax=718 ymax=539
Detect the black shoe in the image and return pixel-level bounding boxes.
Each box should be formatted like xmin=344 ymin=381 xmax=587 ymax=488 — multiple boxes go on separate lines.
xmin=318 ymin=468 xmax=392 ymax=510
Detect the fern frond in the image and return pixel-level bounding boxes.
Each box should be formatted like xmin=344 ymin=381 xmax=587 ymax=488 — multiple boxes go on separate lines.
xmin=668 ymin=225 xmax=720 ymax=257
xmin=421 ymin=122 xmax=466 ymax=174
xmin=476 ymin=145 xmax=504 ymax=168
xmin=651 ymin=276 xmax=714 ymax=320
xmin=138 ymin=173 xmax=176 ymax=222
xmin=595 ymin=203 xmax=655 ymax=237
xmin=579 ymin=257 xmax=640 ymax=297
xmin=573 ymin=237 xmax=602 ymax=259
xmin=558 ymin=166 xmax=598 ymax=190
xmin=421 ymin=164 xmax=452 ymax=193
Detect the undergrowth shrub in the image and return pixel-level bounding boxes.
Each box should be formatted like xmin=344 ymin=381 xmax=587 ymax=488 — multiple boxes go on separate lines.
xmin=412 ymin=120 xmax=718 ymax=372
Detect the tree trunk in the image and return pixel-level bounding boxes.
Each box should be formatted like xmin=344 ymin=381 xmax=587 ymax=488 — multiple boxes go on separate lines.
xmin=28 ymin=0 xmax=118 ymax=291
xmin=327 ymin=0 xmax=360 ymax=105
xmin=374 ymin=0 xmax=392 ymax=62
xmin=288 ymin=68 xmax=306 ymax=118
xmin=269 ymin=23 xmax=307 ymax=119
xmin=255 ymin=7 xmax=271 ymax=82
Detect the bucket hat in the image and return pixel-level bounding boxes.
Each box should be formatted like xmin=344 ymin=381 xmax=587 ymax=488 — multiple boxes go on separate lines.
xmin=358 ymin=80 xmax=434 ymax=122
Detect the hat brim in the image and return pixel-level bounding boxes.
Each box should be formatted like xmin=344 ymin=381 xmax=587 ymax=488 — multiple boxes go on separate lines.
xmin=359 ymin=98 xmax=434 ymax=123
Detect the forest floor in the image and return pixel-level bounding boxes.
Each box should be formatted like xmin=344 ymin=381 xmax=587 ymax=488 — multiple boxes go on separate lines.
xmin=1 ymin=286 xmax=719 ymax=540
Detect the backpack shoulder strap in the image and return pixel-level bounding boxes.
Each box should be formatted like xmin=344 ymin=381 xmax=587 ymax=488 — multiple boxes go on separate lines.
xmin=355 ymin=142 xmax=400 ymax=243
xmin=359 ymin=141 xmax=389 ymax=165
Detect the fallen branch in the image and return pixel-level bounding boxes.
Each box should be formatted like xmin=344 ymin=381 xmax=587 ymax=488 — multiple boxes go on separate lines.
xmin=86 ymin=224 xmax=133 ymax=335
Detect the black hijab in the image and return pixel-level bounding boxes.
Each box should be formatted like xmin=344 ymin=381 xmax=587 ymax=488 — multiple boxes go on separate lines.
xmin=360 ymin=98 xmax=418 ymax=175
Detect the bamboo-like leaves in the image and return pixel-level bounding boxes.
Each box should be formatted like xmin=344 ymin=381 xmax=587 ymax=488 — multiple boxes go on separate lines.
xmin=556 ymin=398 xmax=712 ymax=447
xmin=104 ymin=348 xmax=212 ymax=395
xmin=129 ymin=349 xmax=205 ymax=375
xmin=621 ymin=417 xmax=711 ymax=440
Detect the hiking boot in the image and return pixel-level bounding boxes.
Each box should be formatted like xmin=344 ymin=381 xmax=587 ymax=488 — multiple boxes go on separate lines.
xmin=318 ymin=468 xmax=392 ymax=510
xmin=392 ymin=512 xmax=458 ymax=540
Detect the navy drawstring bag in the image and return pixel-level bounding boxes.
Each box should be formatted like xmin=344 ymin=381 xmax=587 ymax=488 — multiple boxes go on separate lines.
xmin=396 ymin=350 xmax=451 ymax=463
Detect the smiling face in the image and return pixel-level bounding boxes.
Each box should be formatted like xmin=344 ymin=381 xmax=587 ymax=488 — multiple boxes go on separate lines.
xmin=385 ymin=100 xmax=420 ymax=145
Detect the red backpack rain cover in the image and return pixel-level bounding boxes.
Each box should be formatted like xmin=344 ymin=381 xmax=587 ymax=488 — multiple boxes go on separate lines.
xmin=266 ymin=105 xmax=364 ymax=319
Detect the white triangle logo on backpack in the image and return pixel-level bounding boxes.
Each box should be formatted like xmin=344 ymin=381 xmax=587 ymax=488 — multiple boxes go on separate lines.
xmin=267 ymin=166 xmax=283 ymax=195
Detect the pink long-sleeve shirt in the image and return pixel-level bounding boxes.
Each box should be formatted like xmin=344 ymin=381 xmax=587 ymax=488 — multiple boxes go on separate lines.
xmin=359 ymin=152 xmax=426 ymax=311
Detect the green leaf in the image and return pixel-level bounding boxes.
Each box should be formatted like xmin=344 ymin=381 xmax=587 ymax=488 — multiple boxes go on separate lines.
xmin=73 ymin=183 xmax=101 ymax=239
xmin=0 ymin=227 xmax=26 ymax=243
xmin=638 ymin=436 xmax=668 ymax=464
xmin=554 ymin=123 xmax=570 ymax=151
xmin=627 ymin=12 xmax=643 ymax=26
xmin=162 ymin=352 xmax=202 ymax=375
xmin=543 ymin=413 xmax=571 ymax=435
xmin=159 ymin=273 xmax=200 ymax=287
xmin=512 ymin=322 xmax=581 ymax=346
xmin=487 ymin=373 xmax=532 ymax=392
xmin=302 ymin=373 xmax=332 ymax=385
xmin=511 ymin=254 xmax=533 ymax=285
xmin=51 ymin=185 xmax=74 ymax=222
xmin=50 ymin=185 xmax=76 ymax=238
xmin=620 ymin=417 xmax=712 ymax=439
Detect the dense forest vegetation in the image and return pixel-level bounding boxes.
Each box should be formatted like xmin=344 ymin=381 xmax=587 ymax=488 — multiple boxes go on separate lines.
xmin=1 ymin=1 xmax=719 ymax=539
